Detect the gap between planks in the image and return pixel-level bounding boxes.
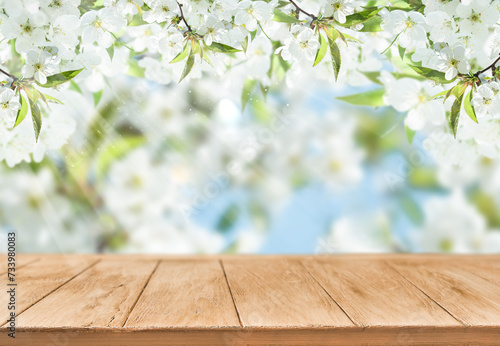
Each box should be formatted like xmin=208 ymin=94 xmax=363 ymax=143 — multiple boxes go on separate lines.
xmin=297 ymin=260 xmax=358 ymax=327
xmin=0 ymin=256 xmax=40 ymax=275
xmin=121 ymin=260 xmax=161 ymax=327
xmin=383 ymin=260 xmax=464 ymax=326
xmin=219 ymin=259 xmax=244 ymax=328
xmin=2 ymin=258 xmax=101 ymax=326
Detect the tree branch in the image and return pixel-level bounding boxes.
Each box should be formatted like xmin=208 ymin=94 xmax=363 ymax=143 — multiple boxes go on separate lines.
xmin=177 ymin=1 xmax=192 ymax=32
xmin=289 ymin=0 xmax=317 ymax=20
xmin=474 ymin=54 xmax=500 ymax=77
xmin=0 ymin=67 xmax=16 ymax=81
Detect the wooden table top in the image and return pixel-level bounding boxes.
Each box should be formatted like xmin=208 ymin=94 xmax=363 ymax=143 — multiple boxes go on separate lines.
xmin=1 ymin=254 xmax=499 ymax=345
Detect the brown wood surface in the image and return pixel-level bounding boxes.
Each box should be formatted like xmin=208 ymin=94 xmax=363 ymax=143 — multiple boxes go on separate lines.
xmin=0 ymin=254 xmax=40 ymax=275
xmin=16 ymin=259 xmax=158 ymax=328
xmin=302 ymin=257 xmax=461 ymax=327
xmin=125 ymin=259 xmax=240 ymax=327
xmin=0 ymin=254 xmax=499 ymax=345
xmin=221 ymin=258 xmax=355 ymax=327
xmin=388 ymin=257 xmax=500 ymax=326
xmin=0 ymin=255 xmax=97 ymax=325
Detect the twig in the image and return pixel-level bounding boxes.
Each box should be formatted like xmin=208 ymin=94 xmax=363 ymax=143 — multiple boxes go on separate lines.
xmin=474 ymin=54 xmax=500 ymax=77
xmin=0 ymin=67 xmax=16 ymax=81
xmin=177 ymin=1 xmax=192 ymax=32
xmin=289 ymin=0 xmax=317 ymax=20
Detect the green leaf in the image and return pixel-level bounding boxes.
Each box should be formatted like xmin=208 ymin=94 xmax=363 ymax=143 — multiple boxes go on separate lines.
xmin=241 ymin=77 xmax=258 ymax=112
xmin=328 ymin=37 xmax=341 ymax=81
xmin=408 ymin=167 xmax=439 ymax=189
xmin=276 ymin=0 xmax=290 ymax=8
xmin=453 ymin=82 xmax=467 ymax=99
xmin=337 ymin=30 xmax=347 ymax=45
xmin=241 ymin=36 xmax=248 ymax=53
xmin=93 ymin=90 xmax=103 ymax=106
xmin=25 ymin=86 xmax=42 ymax=104
xmin=336 ymin=88 xmax=385 ymax=107
xmin=323 ymin=26 xmax=339 ymax=42
xmin=250 ymin=29 xmax=257 ymax=41
xmin=405 ymin=125 xmax=416 ymax=144
xmin=398 ymin=193 xmax=424 ymax=226
xmin=36 ymin=68 xmax=84 ymax=88
xmin=205 ymin=42 xmax=241 ymax=53
xmin=86 ymin=99 xmax=120 ymax=154
xmin=272 ymin=9 xmax=301 ymax=23
xmin=106 ymin=44 xmax=115 ymax=60
xmin=42 ymin=94 xmax=64 ymax=104
xmin=341 ymin=32 xmax=362 ymax=44
xmin=313 ymin=33 xmax=328 ymax=67
xmin=179 ymin=48 xmax=195 ymax=83
xmin=381 ymin=32 xmax=401 ymax=54
xmin=127 ymin=59 xmax=145 ymax=78
xmin=14 ymin=94 xmax=28 ymax=128
xmin=359 ymin=16 xmax=382 ymax=32
xmin=95 ymin=136 xmax=146 ymax=177
xmin=430 ymin=89 xmax=449 ymax=100
xmin=69 ymin=80 xmax=83 ymax=94
xmin=260 ymin=82 xmax=268 ymax=100
xmin=270 ymin=54 xmax=290 ymax=81
xmin=445 ymin=85 xmax=456 ymax=102
xmin=408 ymin=64 xmax=456 ymax=84
xmin=170 ymin=42 xmax=189 ymax=63
xmin=28 ymin=97 xmax=42 ymax=142
xmin=449 ymin=93 xmax=464 ymax=138
xmin=398 ymin=45 xmax=406 ymax=60
xmin=338 ymin=8 xmax=383 ymax=27
xmin=361 ymin=71 xmax=383 ymax=85
xmin=216 ymin=204 xmax=240 ymax=233
xmin=463 ymin=89 xmax=478 ymax=123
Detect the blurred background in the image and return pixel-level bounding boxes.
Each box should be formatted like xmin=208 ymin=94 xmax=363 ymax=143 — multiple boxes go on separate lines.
xmin=1 ymin=62 xmax=500 ymax=255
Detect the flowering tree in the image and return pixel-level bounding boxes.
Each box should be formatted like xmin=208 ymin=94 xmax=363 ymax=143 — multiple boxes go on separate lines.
xmin=1 ymin=0 xmax=500 ymax=165
xmin=1 ymin=0 xmax=500 ymax=253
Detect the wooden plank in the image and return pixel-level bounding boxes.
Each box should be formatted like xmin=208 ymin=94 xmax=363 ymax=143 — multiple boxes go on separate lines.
xmin=0 ymin=254 xmax=499 ymax=345
xmin=0 ymin=254 xmax=40 ymax=274
xmin=3 ymin=326 xmax=500 ymax=346
xmin=388 ymin=258 xmax=500 ymax=326
xmin=16 ymin=259 xmax=158 ymax=328
xmin=450 ymin=257 xmax=500 ymax=287
xmin=222 ymin=258 xmax=354 ymax=327
xmin=125 ymin=259 xmax=240 ymax=328
xmin=302 ymin=257 xmax=461 ymax=327
xmin=0 ymin=255 xmax=97 ymax=324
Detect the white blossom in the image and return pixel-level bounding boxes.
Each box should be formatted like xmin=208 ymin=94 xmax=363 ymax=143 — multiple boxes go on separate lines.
xmin=322 ymin=0 xmax=355 ymax=24
xmin=197 ymin=15 xmax=225 ymax=46
xmin=437 ymin=45 xmax=470 ymax=80
xmin=472 ymin=82 xmax=500 ymax=120
xmin=234 ymin=0 xmax=274 ymax=32
xmin=22 ymin=49 xmax=56 ymax=84
xmin=0 ymin=88 xmax=20 ymax=125
xmin=81 ymin=8 xmax=126 ymax=48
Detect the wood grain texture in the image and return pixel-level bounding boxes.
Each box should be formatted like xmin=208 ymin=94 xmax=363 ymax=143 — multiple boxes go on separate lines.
xmin=449 ymin=257 xmax=500 ymax=286
xmin=302 ymin=257 xmax=461 ymax=327
xmin=388 ymin=258 xmax=500 ymax=326
xmin=15 ymin=259 xmax=158 ymax=328
xmin=2 ymin=326 xmax=500 ymax=346
xmin=125 ymin=259 xmax=240 ymax=328
xmin=2 ymin=254 xmax=499 ymax=345
xmin=0 ymin=255 xmax=97 ymax=324
xmin=222 ymin=258 xmax=354 ymax=327
xmin=0 ymin=254 xmax=40 ymax=275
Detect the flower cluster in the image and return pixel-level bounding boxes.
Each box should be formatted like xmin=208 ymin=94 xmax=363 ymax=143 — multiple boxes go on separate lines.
xmin=1 ymin=1 xmax=500 ymax=167
xmin=0 ymin=0 xmax=390 ymax=166
xmin=1 ymin=0 xmax=500 ymax=254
